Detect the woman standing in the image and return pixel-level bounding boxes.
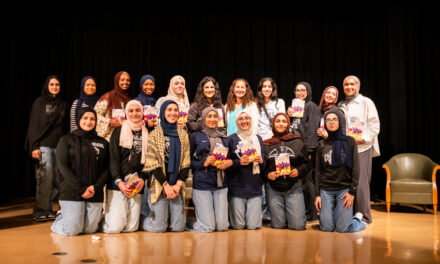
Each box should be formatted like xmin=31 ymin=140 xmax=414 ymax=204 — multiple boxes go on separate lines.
xmin=190 ymin=107 xmax=232 ymax=232
xmin=314 ymin=109 xmax=366 ymax=232
xmin=141 ymin=100 xmax=190 ymax=233
xmin=228 ymin=111 xmax=265 ymax=230
xmin=225 ymin=78 xmax=259 ymax=136
xmin=187 ymin=76 xmax=226 ymax=135
xmin=338 ymin=75 xmax=380 ymax=224
xmin=102 ymin=100 xmax=148 ymax=233
xmin=317 ymin=86 xmax=345 ymax=139
xmin=25 ymin=75 xmax=67 ymax=222
xmin=70 ymin=76 xmax=99 ymax=132
xmin=51 ymin=107 xmax=109 ymax=236
xmin=135 ymin=74 xmax=157 ymax=131
xmin=263 ymin=113 xmax=310 ymax=230
xmin=94 ymin=71 xmax=132 ymax=141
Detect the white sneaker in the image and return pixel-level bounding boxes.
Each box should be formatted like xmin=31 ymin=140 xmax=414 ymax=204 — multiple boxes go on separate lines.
xmin=354 ymin=212 xmax=363 ymax=221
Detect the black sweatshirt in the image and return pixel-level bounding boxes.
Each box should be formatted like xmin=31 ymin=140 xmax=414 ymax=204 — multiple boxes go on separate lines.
xmin=263 ymin=138 xmax=311 ymax=192
xmin=56 ymin=134 xmax=109 ymax=202
xmin=314 ymin=137 xmax=360 ymax=196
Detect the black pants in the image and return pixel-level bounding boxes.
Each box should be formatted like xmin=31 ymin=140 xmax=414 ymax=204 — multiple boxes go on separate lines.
xmin=303 ymin=151 xmax=318 ymax=221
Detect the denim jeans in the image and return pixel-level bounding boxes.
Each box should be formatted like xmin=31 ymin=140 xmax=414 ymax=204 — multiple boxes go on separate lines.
xmin=51 ymin=200 xmax=102 ymax=236
xmin=192 ymin=188 xmax=229 ymax=232
xmin=102 ymin=190 xmax=142 ymax=233
xmin=34 ymin=146 xmax=58 ymax=217
xmin=228 ymin=196 xmax=262 ymax=230
xmin=140 ymin=187 xmax=150 ymax=217
xmin=266 ymin=183 xmax=306 ymax=230
xmin=262 ymin=184 xmax=271 ymax=220
xmin=319 ymin=189 xmax=366 ymax=233
xmin=141 ymin=193 xmax=186 ymax=233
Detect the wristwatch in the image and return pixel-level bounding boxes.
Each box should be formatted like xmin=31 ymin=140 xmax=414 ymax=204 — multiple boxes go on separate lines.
xmin=114 ymin=179 xmax=122 ymax=185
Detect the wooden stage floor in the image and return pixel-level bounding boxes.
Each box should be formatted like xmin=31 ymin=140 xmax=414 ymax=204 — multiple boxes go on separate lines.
xmin=0 ymin=198 xmax=438 ymax=263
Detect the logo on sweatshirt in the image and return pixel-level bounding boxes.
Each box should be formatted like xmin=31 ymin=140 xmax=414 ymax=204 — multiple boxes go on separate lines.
xmin=324 ymin=150 xmax=332 ymax=165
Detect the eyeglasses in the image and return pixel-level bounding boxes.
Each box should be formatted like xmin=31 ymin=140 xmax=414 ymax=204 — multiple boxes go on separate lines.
xmin=325 ymin=118 xmax=338 ymax=123
xmin=295 ymin=88 xmax=306 ymax=93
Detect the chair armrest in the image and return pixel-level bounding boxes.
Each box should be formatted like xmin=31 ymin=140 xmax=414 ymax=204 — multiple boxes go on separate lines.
xmin=383 ymin=164 xmax=391 ymax=185
xmin=433 ymin=165 xmax=440 ymax=185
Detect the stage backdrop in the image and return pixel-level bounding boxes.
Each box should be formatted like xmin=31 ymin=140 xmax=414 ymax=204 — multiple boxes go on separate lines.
xmin=4 ymin=3 xmax=439 ymax=203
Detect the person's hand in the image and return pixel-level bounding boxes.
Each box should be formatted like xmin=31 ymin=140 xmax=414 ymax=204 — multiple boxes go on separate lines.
xmin=204 ymin=156 xmax=216 ymax=167
xmin=163 ymin=183 xmax=177 ymax=199
xmin=355 ymin=138 xmax=366 ymax=144
xmin=317 ymin=128 xmax=328 ymax=139
xmin=216 ymin=159 xmax=233 ymax=170
xmin=135 ymin=178 xmax=145 ymax=193
xmin=240 ymin=155 xmax=250 ymax=166
xmin=147 ymin=119 xmax=157 ymax=128
xmin=171 ymin=180 xmax=183 ymax=196
xmin=288 ymin=168 xmax=299 ymax=178
xmin=253 ymin=155 xmax=263 ymax=164
xmin=32 ymin=149 xmax=41 ymax=160
xmin=81 ymin=185 xmax=95 ymax=199
xmin=177 ymin=120 xmax=186 ymax=129
xmin=110 ymin=119 xmax=122 ymax=128
xmin=341 ymin=192 xmax=354 ymax=210
xmin=117 ymin=180 xmax=132 ymax=198
xmin=315 ymin=196 xmax=322 ymax=212
xmin=287 ymin=107 xmax=294 ymax=117
xmin=268 ymin=171 xmax=281 ymax=181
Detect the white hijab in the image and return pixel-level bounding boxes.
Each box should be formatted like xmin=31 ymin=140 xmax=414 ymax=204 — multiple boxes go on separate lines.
xmin=236 ymin=110 xmax=261 ymax=174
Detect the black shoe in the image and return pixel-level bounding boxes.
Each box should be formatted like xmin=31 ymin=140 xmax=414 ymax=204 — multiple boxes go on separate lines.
xmin=33 ymin=215 xmax=48 ymax=222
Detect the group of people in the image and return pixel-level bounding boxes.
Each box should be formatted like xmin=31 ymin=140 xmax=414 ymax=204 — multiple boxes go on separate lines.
xmin=25 ymin=71 xmax=380 ymax=236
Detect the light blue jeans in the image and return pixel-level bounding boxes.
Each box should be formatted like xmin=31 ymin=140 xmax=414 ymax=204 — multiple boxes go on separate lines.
xmin=141 ymin=193 xmax=186 ymax=233
xmin=266 ymin=183 xmax=306 ymax=230
xmin=34 ymin=146 xmax=58 ymax=217
xmin=192 ymin=188 xmax=229 ymax=232
xmin=228 ymin=196 xmax=262 ymax=230
xmin=51 ymin=200 xmax=102 ymax=236
xmin=319 ymin=189 xmax=366 ymax=233
xmin=102 ymin=190 xmax=142 ymax=233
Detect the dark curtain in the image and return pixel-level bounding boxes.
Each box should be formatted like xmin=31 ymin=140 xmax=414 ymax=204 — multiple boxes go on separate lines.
xmin=4 ymin=3 xmax=439 ymax=203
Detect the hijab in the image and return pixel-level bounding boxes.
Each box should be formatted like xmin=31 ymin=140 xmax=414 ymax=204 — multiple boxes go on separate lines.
xmin=324 ymin=109 xmax=353 ymax=168
xmin=25 ymin=75 xmax=66 ymax=154
xmin=165 ymin=75 xmax=190 ymax=105
xmin=319 ymin=86 xmax=339 ymax=113
xmin=160 ymin=100 xmax=181 ymax=185
xmin=343 ymin=75 xmax=361 ymax=102
xmin=119 ymin=100 xmax=149 ymax=164
xmin=236 ymin=110 xmax=261 ymax=174
xmin=136 ymin=74 xmax=156 ymax=106
xmin=296 ymin=81 xmax=313 ymax=102
xmin=75 ymin=76 xmax=99 ymax=122
xmin=263 ymin=113 xmax=302 ymax=146
xmin=100 ymin=71 xmax=131 ymax=115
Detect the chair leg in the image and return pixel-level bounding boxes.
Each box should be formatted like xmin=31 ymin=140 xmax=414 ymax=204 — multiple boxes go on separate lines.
xmin=386 ymin=202 xmax=390 ymax=213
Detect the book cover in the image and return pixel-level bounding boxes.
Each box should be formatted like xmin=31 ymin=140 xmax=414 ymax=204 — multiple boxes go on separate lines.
xmin=143 ymin=105 xmax=158 ymax=124
xmin=124 ymin=172 xmax=140 ymax=198
xmin=178 ymin=103 xmax=189 ymax=123
xmin=347 ymin=119 xmax=365 ymax=139
xmin=112 ymin=109 xmax=126 ymax=125
xmin=217 ymin=108 xmax=225 ymax=128
xmin=289 ymin=99 xmax=305 ymax=118
xmin=275 ymin=153 xmax=291 ymax=176
xmin=212 ymin=143 xmax=228 ymax=166
xmin=238 ymin=140 xmax=257 ymax=162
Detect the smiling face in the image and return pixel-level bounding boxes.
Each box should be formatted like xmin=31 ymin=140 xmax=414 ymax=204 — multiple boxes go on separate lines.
xmin=172 ymin=77 xmax=185 ymax=96
xmin=325 ymin=113 xmax=339 ymax=132
xmin=343 ymin=77 xmax=358 ymax=97
xmin=119 ymin=73 xmax=131 ymax=91
xmin=142 ymin=79 xmax=155 ymax=95
xmin=164 ymin=103 xmax=179 ymax=124
xmin=203 ymin=81 xmax=216 ymax=99
xmin=273 ymin=114 xmax=289 ymax=134
xmin=79 ymin=112 xmax=96 ymax=132
xmin=236 ymin=112 xmax=251 ymax=131
xmin=295 ymin=84 xmax=307 ymax=100
xmin=48 ymin=78 xmax=60 ymax=97
xmin=205 ymin=110 xmax=219 ymax=129
xmin=262 ymin=80 xmax=273 ymax=98
xmin=84 ymin=78 xmax=96 ymax=96
xmin=324 ymin=87 xmax=338 ymax=104
xmin=233 ymin=80 xmax=247 ymax=99
xmin=126 ymin=103 xmax=143 ymax=123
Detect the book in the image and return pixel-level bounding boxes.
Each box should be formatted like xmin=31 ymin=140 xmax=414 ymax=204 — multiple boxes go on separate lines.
xmin=238 ymin=140 xmax=257 ymax=162
xmin=212 ymin=143 xmax=228 ymax=166
xmin=217 ymin=108 xmax=225 ymax=128
xmin=112 ymin=109 xmax=126 ymax=125
xmin=347 ymin=119 xmax=365 ymax=139
xmin=143 ymin=105 xmax=158 ymax=124
xmin=288 ymin=99 xmax=305 ymax=118
xmin=275 ymin=153 xmax=291 ymax=176
xmin=178 ymin=103 xmax=189 ymax=123
xmin=124 ymin=172 xmax=140 ymax=198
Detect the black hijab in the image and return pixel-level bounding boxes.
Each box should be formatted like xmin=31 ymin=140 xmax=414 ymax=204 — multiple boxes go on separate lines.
xmin=25 ymin=75 xmax=66 ymax=154
xmin=324 ymin=109 xmax=353 ymax=168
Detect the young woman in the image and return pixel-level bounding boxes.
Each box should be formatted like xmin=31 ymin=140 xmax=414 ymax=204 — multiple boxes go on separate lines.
xmin=317 ymin=86 xmax=345 ymax=139
xmin=288 ymin=81 xmax=321 ymax=221
xmin=263 ymin=113 xmax=310 ymax=230
xmin=256 ymin=77 xmax=286 ymax=140
xmin=102 ymin=100 xmax=148 ymax=233
xmin=135 ymin=74 xmax=157 ymax=130
xmin=155 ymin=75 xmax=190 ymax=129
xmin=338 ymin=75 xmax=380 ymax=224
xmin=51 ymin=107 xmax=109 ymax=236
xmin=228 ymin=111 xmax=265 ymax=230
xmin=187 ymin=76 xmax=226 ymax=135
xmin=94 ymin=71 xmax=132 ymax=141
xmin=190 ymin=107 xmax=232 ymax=232
xmin=141 ymin=100 xmax=190 ymax=233
xmin=70 ymin=76 xmax=99 ymax=132
xmin=314 ymin=109 xmax=366 ymax=232
xmin=25 ymin=75 xmax=67 ymax=222
xmin=225 ymin=78 xmax=259 ymax=136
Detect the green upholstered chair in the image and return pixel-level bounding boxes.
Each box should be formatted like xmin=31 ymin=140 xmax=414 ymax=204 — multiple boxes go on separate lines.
xmin=383 ymin=153 xmax=439 ymax=215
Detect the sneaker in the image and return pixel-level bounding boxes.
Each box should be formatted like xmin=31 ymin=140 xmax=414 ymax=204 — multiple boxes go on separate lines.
xmin=46 ymin=212 xmax=57 ymax=220
xmin=354 ymin=212 xmax=363 ymax=221
xmin=33 ymin=215 xmax=47 ymax=222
